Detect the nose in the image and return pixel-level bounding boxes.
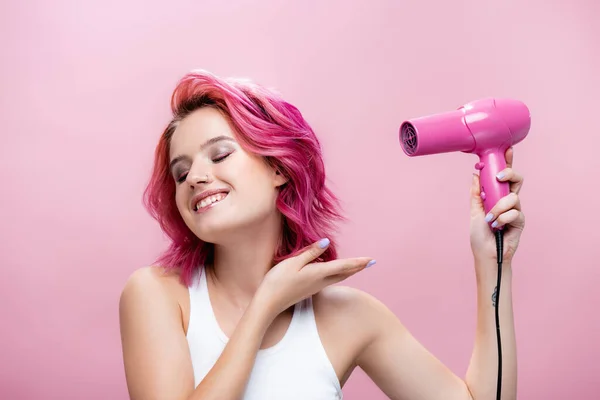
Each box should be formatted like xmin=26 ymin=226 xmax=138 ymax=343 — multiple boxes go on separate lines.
xmin=186 ymin=172 xmax=210 ymax=187
xmin=185 ymin=161 xmax=212 ymax=188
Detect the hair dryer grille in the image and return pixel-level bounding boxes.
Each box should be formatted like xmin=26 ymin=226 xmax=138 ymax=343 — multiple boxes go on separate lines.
xmin=400 ymin=122 xmax=418 ymax=155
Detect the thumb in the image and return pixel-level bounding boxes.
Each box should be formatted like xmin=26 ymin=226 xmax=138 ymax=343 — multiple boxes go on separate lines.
xmin=470 ymin=173 xmax=485 ymax=217
xmin=293 ymin=238 xmax=330 ymax=267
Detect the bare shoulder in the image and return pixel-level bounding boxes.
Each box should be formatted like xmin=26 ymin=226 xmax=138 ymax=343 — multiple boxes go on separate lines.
xmin=123 ymin=264 xmax=185 ymax=287
xmin=120 ymin=267 xmax=173 ymax=332
xmin=119 ymin=266 xmax=195 ymax=331
xmin=312 ymin=285 xmax=401 ymax=384
xmin=119 ymin=266 xmax=195 ymax=399
xmin=121 ymin=265 xmax=182 ymax=294
xmin=313 ymin=285 xmax=377 ymax=312
xmin=314 ymin=285 xmax=397 ymax=335
xmin=120 ymin=266 xmax=182 ymax=308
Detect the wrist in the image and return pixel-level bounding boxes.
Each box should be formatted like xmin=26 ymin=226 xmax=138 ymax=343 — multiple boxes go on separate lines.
xmin=474 ymin=255 xmax=512 ymax=267
xmin=474 ymin=256 xmax=512 ymax=283
xmin=249 ymin=287 xmax=278 ymax=326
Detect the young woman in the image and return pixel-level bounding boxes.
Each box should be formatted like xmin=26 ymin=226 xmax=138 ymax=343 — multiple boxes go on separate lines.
xmin=119 ymin=70 xmax=525 ymax=400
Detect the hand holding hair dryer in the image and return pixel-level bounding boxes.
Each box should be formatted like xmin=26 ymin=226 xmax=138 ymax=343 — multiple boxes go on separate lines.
xmin=399 ymin=98 xmax=531 ymax=400
xmin=399 ymin=98 xmax=531 ymax=228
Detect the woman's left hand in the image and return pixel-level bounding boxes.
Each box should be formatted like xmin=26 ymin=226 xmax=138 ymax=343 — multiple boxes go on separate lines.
xmin=469 ymin=147 xmax=525 ymax=264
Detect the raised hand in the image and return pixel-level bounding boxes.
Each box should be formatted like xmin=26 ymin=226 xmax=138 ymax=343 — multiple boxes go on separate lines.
xmin=258 ymin=238 xmax=375 ymax=319
xmin=470 ymin=146 xmax=526 ymax=263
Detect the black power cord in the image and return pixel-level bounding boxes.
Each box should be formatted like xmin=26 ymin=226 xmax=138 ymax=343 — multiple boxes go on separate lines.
xmin=494 ymin=229 xmax=504 ymax=400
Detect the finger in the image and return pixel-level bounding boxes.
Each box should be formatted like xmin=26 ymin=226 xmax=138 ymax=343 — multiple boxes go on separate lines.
xmin=323 ymin=268 xmax=365 ymax=285
xmin=484 ymin=192 xmax=521 ymax=223
xmin=322 ymin=259 xmax=376 ymax=285
xmin=505 ymin=147 xmax=514 ymax=169
xmin=293 ymin=238 xmax=331 ymax=267
xmin=470 ymin=173 xmax=484 ymax=213
xmin=495 ymin=167 xmax=524 ymax=194
xmin=490 ymin=209 xmax=525 ymax=230
xmin=309 ymin=257 xmax=375 ymax=279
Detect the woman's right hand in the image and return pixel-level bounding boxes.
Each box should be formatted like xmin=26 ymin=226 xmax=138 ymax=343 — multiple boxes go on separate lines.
xmin=257 ymin=238 xmax=375 ymax=320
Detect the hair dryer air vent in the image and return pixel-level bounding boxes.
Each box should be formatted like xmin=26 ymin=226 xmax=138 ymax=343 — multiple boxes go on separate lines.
xmin=400 ymin=122 xmax=418 ymax=155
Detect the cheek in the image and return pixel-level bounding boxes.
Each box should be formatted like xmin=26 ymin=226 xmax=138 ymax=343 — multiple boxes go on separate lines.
xmin=217 ymin=154 xmax=260 ymax=187
xmin=174 ymin=188 xmax=189 ymax=214
xmin=238 ymin=162 xmax=273 ymax=191
xmin=216 ymin=153 xmax=277 ymax=202
xmin=244 ymin=171 xmax=279 ymax=205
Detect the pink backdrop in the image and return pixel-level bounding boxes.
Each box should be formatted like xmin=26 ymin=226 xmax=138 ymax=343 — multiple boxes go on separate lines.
xmin=1 ymin=0 xmax=599 ymax=398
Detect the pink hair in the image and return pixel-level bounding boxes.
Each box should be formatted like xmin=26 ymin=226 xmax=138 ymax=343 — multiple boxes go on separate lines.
xmin=143 ymin=70 xmax=344 ymax=286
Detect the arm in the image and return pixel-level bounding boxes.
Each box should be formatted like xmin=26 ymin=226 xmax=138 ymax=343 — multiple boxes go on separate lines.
xmin=354 ymin=262 xmax=516 ymax=400
xmin=357 ymin=149 xmax=522 ymax=399
xmin=354 ymin=292 xmax=472 ymax=400
xmin=465 ymin=260 xmax=516 ymax=399
xmin=119 ymin=267 xmax=274 ymax=400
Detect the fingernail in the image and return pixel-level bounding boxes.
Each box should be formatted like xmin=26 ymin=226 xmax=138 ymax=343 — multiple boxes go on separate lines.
xmin=491 ymin=220 xmax=499 ymax=228
xmin=366 ymin=260 xmax=377 ymax=268
xmin=318 ymin=238 xmax=330 ymax=248
xmin=496 ymin=171 xmax=505 ymax=180
xmin=485 ymin=213 xmax=494 ymax=222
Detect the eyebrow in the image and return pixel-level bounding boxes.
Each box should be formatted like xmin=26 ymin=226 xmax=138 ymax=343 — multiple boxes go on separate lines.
xmin=169 ymin=135 xmax=236 ymax=170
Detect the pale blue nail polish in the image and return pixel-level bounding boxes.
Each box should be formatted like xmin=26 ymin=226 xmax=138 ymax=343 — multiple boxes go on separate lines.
xmin=496 ymin=171 xmax=505 ymax=180
xmin=491 ymin=220 xmax=498 ymax=228
xmin=318 ymin=238 xmax=330 ymax=248
xmin=485 ymin=213 xmax=494 ymax=222
xmin=366 ymin=260 xmax=377 ymax=268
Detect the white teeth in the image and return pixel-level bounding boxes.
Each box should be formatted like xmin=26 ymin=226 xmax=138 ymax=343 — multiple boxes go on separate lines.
xmin=195 ymin=193 xmax=226 ymax=211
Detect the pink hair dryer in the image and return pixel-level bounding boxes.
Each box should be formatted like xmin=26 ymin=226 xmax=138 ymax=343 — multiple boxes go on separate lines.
xmin=399 ymin=98 xmax=531 ymax=400
xmin=399 ymin=98 xmax=531 ymax=228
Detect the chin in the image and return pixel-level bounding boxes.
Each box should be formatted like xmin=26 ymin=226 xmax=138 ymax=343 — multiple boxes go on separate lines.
xmin=183 ymin=212 xmax=232 ymax=243
xmin=189 ymin=211 xmax=277 ymax=245
xmin=185 ymin=211 xmax=244 ymax=243
xmin=192 ymin=224 xmax=236 ymax=244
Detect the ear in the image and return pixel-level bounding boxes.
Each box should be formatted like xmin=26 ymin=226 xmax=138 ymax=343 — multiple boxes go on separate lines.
xmin=273 ymin=168 xmax=288 ymax=188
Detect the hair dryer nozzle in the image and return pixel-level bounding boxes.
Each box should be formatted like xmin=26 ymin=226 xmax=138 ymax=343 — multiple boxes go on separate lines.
xmin=399 ymin=109 xmax=476 ymax=157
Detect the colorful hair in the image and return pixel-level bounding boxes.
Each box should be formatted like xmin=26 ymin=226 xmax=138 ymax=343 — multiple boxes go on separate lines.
xmin=143 ymin=70 xmax=344 ymax=286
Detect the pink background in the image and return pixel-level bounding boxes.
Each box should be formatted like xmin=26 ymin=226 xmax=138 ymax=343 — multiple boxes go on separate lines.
xmin=1 ymin=0 xmax=599 ymax=398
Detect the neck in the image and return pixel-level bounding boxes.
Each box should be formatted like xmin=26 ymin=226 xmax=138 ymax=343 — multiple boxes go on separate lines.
xmin=209 ymin=213 xmax=282 ymax=307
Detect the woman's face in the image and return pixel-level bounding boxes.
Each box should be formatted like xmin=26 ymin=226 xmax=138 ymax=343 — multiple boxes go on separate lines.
xmin=169 ymin=107 xmax=287 ymax=244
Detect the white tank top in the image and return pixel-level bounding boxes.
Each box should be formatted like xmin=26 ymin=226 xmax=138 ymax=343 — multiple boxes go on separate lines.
xmin=185 ymin=268 xmax=343 ymax=400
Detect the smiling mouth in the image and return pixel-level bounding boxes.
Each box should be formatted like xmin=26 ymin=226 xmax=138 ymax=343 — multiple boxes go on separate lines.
xmin=194 ymin=192 xmax=228 ymax=212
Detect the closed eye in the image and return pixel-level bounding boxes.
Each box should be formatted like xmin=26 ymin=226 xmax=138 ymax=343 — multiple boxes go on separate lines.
xmin=172 ymin=150 xmax=233 ymax=184
xmin=176 ymin=173 xmax=188 ymax=183
xmin=213 ymin=152 xmax=232 ymax=163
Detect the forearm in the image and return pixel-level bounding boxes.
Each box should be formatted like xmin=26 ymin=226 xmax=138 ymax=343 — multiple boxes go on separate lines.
xmin=189 ymin=294 xmax=274 ymax=400
xmin=465 ymin=259 xmax=517 ymax=400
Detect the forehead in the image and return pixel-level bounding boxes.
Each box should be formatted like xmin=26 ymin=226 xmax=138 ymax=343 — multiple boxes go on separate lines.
xmin=169 ymin=107 xmax=236 ymax=157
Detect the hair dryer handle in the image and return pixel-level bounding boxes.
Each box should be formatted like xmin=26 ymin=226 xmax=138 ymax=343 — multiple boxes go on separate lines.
xmin=478 ymin=149 xmax=510 ymax=228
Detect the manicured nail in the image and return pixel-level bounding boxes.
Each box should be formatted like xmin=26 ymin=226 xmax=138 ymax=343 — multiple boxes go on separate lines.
xmin=491 ymin=220 xmax=499 ymax=228
xmin=485 ymin=213 xmax=494 ymax=222
xmin=318 ymin=238 xmax=330 ymax=248
xmin=496 ymin=171 xmax=505 ymax=180
xmin=366 ymin=260 xmax=377 ymax=268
